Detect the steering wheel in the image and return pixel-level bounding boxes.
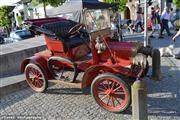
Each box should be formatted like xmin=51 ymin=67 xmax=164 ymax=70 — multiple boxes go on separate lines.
xmin=68 ymin=24 xmax=83 ymax=36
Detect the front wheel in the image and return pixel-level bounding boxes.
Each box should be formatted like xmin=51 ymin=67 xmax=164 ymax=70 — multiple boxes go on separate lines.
xmin=91 ymin=73 xmax=131 ymax=113
xmin=25 ymin=63 xmax=48 ymax=92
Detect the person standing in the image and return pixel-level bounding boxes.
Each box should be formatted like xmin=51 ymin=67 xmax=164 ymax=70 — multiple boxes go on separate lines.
xmin=114 ymin=9 xmax=121 ymax=33
xmin=159 ymin=7 xmax=172 ymax=38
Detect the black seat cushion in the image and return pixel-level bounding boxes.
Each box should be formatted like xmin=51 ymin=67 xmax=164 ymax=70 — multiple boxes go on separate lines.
xmin=63 ymin=36 xmax=85 ymax=49
xmin=41 ymin=20 xmax=77 ymax=37
xmin=41 ymin=20 xmax=89 ymax=50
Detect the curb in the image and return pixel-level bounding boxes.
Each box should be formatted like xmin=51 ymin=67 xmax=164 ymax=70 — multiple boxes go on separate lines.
xmin=0 ymin=75 xmax=28 ymax=97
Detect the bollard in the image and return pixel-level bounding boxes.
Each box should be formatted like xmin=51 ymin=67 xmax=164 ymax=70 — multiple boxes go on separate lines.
xmin=132 ymin=80 xmax=148 ymax=120
xmin=151 ymin=49 xmax=162 ymax=81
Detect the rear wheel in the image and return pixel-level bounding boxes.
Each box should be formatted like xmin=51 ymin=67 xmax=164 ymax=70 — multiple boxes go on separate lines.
xmin=25 ymin=63 xmax=48 ymax=92
xmin=91 ymin=73 xmax=131 ymax=113
xmin=48 ymin=59 xmax=75 ymax=83
xmin=48 ymin=60 xmax=65 ymax=80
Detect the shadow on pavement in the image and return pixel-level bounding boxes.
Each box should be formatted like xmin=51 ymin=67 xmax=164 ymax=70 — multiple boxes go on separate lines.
xmin=45 ymin=87 xmax=84 ymax=95
xmin=0 ymin=88 xmax=34 ymax=110
xmin=146 ymin=65 xmax=180 ymax=117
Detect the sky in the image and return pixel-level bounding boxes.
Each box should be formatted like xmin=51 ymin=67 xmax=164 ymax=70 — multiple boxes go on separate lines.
xmin=0 ymin=0 xmax=20 ymax=6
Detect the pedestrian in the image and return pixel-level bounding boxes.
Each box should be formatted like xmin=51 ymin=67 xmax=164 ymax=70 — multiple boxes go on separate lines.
xmin=172 ymin=29 xmax=180 ymax=42
xmin=134 ymin=11 xmax=144 ymax=32
xmin=114 ymin=9 xmax=122 ymax=33
xmin=159 ymin=7 xmax=172 ymax=38
xmin=170 ymin=8 xmax=175 ymax=28
xmin=149 ymin=6 xmax=161 ymax=38
xmin=149 ymin=7 xmax=156 ymax=37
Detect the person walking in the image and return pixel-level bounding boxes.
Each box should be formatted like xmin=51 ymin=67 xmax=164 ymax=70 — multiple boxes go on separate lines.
xmin=170 ymin=8 xmax=175 ymax=28
xmin=134 ymin=11 xmax=144 ymax=32
xmin=149 ymin=7 xmax=156 ymax=37
xmin=149 ymin=6 xmax=161 ymax=38
xmin=159 ymin=7 xmax=172 ymax=38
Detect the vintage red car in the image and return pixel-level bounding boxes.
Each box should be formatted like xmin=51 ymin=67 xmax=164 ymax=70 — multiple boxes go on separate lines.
xmin=21 ymin=0 xmax=159 ymax=113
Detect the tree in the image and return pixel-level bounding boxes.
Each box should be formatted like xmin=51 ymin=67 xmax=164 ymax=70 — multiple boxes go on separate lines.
xmin=173 ymin=0 xmax=180 ymax=8
xmin=104 ymin=0 xmax=127 ymax=12
xmin=0 ymin=6 xmax=11 ymax=34
xmin=32 ymin=0 xmax=66 ymax=18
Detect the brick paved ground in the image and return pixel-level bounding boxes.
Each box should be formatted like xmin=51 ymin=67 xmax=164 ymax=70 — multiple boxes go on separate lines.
xmin=0 ymin=32 xmax=180 ymax=120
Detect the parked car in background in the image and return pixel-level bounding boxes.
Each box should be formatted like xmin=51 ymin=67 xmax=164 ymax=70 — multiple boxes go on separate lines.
xmin=6 ymin=29 xmax=34 ymax=43
xmin=0 ymin=35 xmax=5 ymax=44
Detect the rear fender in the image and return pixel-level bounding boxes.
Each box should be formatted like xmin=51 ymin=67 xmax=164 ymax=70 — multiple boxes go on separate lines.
xmin=82 ymin=65 xmax=114 ymax=92
xmin=21 ymin=56 xmax=52 ymax=80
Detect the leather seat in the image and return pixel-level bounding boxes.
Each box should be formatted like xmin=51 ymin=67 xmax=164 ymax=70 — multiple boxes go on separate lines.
xmin=41 ymin=20 xmax=88 ymax=49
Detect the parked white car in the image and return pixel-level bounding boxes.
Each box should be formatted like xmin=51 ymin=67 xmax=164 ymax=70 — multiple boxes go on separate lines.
xmin=6 ymin=29 xmax=34 ymax=43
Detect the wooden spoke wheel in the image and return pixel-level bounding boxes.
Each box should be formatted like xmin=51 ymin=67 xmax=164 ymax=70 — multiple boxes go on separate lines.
xmin=25 ymin=63 xmax=48 ymax=93
xmin=91 ymin=73 xmax=131 ymax=113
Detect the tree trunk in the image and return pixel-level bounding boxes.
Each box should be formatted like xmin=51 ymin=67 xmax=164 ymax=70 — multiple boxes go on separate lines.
xmin=43 ymin=2 xmax=47 ymax=18
xmin=5 ymin=26 xmax=10 ymax=36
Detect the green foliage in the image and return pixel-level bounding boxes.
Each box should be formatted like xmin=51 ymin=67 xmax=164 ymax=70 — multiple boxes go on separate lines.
xmin=31 ymin=0 xmax=39 ymax=6
xmin=32 ymin=0 xmax=66 ymax=7
xmin=173 ymin=0 xmax=180 ymax=9
xmin=17 ymin=16 xmax=23 ymax=25
xmin=0 ymin=6 xmax=11 ymax=28
xmin=104 ymin=0 xmax=127 ymax=11
xmin=32 ymin=0 xmax=66 ymax=17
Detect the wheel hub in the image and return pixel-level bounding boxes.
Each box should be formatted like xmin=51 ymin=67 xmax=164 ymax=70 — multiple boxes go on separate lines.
xmin=106 ymin=89 xmax=114 ymax=96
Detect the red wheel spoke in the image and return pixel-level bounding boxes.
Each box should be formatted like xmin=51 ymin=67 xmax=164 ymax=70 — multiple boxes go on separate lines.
xmin=38 ymin=80 xmax=43 ymax=86
xmin=98 ymin=87 xmax=106 ymax=92
xmin=36 ymin=80 xmax=42 ymax=87
xmin=101 ymin=82 xmax=108 ymax=90
xmin=31 ymin=68 xmax=36 ymax=75
xmin=113 ymin=85 xmax=122 ymax=92
xmin=114 ymin=97 xmax=122 ymax=106
xmin=111 ymin=97 xmax=115 ymax=107
xmin=107 ymin=80 xmax=110 ymax=89
xmin=35 ymin=81 xmax=39 ymax=87
xmin=106 ymin=96 xmax=111 ymax=106
xmin=29 ymin=76 xmax=34 ymax=79
xmin=111 ymin=81 xmax=115 ymax=90
xmin=100 ymin=94 xmax=109 ymax=101
xmin=98 ymin=91 xmax=106 ymax=95
xmin=29 ymin=71 xmax=34 ymax=76
xmin=34 ymin=81 xmax=37 ymax=87
xmin=36 ymin=72 xmax=41 ymax=77
xmin=38 ymin=77 xmax=43 ymax=80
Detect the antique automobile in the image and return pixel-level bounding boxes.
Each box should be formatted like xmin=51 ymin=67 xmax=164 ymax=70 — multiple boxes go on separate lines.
xmin=21 ymin=0 xmax=159 ymax=113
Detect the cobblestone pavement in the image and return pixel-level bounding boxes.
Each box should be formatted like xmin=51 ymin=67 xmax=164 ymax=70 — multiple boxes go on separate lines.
xmin=1 ymin=57 xmax=180 ymax=120
xmin=0 ymin=32 xmax=180 ymax=120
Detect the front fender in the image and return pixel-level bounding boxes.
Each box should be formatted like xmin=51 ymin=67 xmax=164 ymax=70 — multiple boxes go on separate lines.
xmin=21 ymin=55 xmax=52 ymax=80
xmin=82 ymin=65 xmax=114 ymax=92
